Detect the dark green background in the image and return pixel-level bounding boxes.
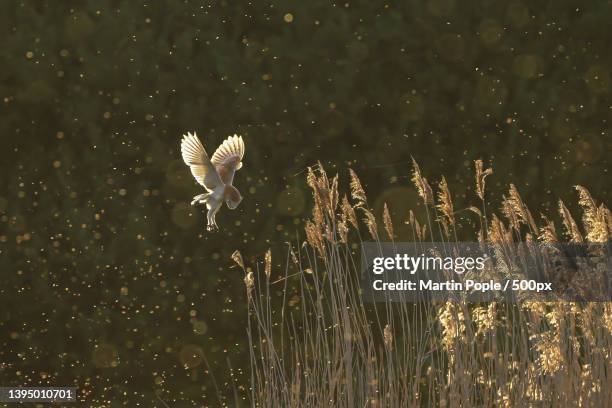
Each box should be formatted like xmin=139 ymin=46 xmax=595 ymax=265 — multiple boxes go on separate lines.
xmin=0 ymin=1 xmax=609 ymax=406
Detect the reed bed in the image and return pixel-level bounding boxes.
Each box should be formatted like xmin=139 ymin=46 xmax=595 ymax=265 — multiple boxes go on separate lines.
xmin=236 ymin=161 xmax=611 ymax=407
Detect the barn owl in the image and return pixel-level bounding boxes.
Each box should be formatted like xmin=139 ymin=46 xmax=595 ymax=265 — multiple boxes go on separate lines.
xmin=180 ymin=132 xmax=245 ymax=231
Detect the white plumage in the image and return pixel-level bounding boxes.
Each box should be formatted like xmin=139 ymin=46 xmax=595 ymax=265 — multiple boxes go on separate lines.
xmin=180 ymin=132 xmax=245 ymax=231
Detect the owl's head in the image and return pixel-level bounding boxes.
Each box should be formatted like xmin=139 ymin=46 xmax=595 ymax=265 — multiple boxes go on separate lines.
xmin=225 ymin=185 xmax=243 ymax=210
xmin=226 ymin=196 xmax=242 ymax=209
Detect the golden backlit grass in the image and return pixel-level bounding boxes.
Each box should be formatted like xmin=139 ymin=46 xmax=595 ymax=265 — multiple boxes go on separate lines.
xmin=237 ymin=161 xmax=611 ymax=407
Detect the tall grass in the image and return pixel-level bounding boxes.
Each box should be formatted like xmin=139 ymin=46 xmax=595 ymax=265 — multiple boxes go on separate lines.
xmin=237 ymin=161 xmax=611 ymax=407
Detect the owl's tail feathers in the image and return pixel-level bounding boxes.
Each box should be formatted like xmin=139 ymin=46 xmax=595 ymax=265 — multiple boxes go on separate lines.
xmin=191 ymin=193 xmax=210 ymax=206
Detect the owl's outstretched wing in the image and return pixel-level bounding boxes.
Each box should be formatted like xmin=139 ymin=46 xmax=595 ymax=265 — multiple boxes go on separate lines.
xmin=181 ymin=132 xmax=223 ymax=192
xmin=211 ymin=134 xmax=245 ymax=185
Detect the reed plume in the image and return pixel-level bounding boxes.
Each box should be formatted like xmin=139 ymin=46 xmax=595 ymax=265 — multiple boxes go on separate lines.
xmin=383 ymin=203 xmax=394 ymax=240
xmin=576 ymin=185 xmax=609 ymax=242
xmin=437 ymin=176 xmax=455 ymax=227
xmin=506 ymin=184 xmax=538 ymax=232
xmin=341 ymin=195 xmax=358 ymax=230
xmin=558 ymin=199 xmax=583 ymax=242
xmin=231 ymin=249 xmax=245 ymax=271
xmin=264 ymin=249 xmax=272 ymax=278
xmin=349 ymin=168 xmax=368 ymax=207
xmin=474 ymin=159 xmax=492 ymax=200
xmin=411 ymin=157 xmax=434 ymax=205
xmin=362 ymin=208 xmax=379 ymax=240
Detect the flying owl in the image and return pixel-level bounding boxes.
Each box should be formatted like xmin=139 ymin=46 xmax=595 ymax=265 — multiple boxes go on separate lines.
xmin=180 ymin=132 xmax=245 ymax=231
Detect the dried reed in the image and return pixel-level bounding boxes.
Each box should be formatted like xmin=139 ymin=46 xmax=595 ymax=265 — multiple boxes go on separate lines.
xmin=241 ymin=163 xmax=611 ymax=408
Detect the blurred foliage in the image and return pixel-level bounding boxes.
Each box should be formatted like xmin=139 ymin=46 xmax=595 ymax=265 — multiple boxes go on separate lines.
xmin=0 ymin=0 xmax=609 ymax=405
